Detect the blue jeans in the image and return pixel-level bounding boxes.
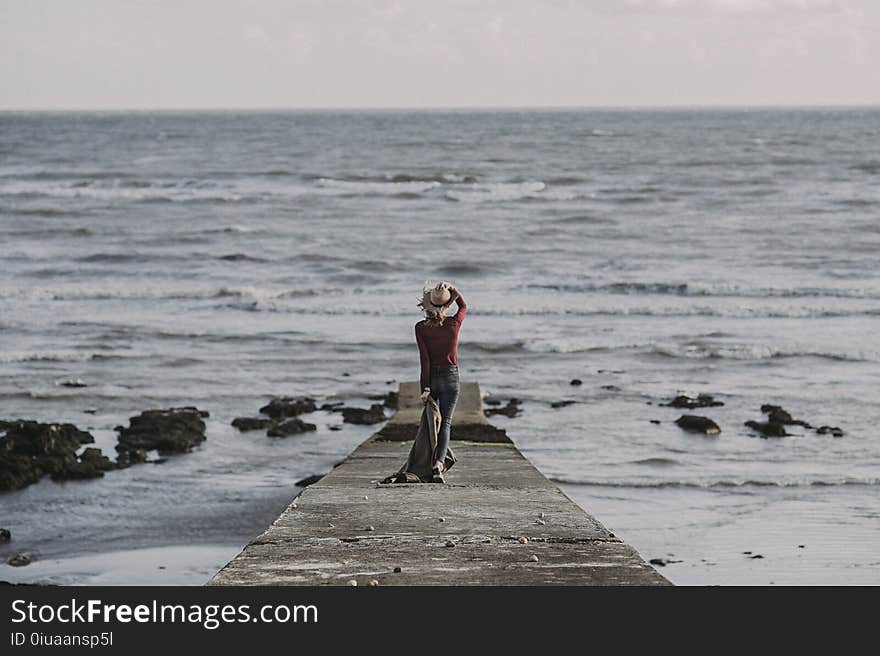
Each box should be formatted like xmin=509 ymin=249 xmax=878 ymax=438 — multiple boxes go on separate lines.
xmin=429 ymin=363 xmax=460 ymax=464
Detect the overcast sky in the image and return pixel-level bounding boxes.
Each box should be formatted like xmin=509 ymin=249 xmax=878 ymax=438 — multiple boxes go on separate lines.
xmin=1 ymin=0 xmax=878 ymax=109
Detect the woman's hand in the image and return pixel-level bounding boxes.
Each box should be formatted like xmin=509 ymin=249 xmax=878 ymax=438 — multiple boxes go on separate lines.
xmin=420 ymin=389 xmax=430 ymax=404
xmin=438 ymin=281 xmax=459 ymax=304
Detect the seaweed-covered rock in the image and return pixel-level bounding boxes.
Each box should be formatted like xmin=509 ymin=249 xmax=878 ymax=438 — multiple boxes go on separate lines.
xmin=744 ymin=420 xmax=788 ymax=438
xmin=0 ymin=419 xmax=95 ymax=491
xmin=259 ymin=397 xmax=317 ymax=419
xmin=341 ymin=404 xmax=387 ymax=425
xmin=661 ymin=394 xmax=724 ymax=409
xmin=232 ymin=417 xmax=275 ymax=432
xmin=674 ymin=415 xmax=721 ymax=435
xmin=267 ymin=418 xmax=317 ymax=437
xmin=115 ymin=407 xmax=207 ymax=458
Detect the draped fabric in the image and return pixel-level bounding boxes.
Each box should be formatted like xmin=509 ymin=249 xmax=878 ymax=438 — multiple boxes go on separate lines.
xmin=380 ymin=395 xmax=457 ymax=484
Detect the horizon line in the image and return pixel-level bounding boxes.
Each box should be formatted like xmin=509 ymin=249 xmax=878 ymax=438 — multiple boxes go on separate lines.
xmin=2 ymin=101 xmax=879 ymax=113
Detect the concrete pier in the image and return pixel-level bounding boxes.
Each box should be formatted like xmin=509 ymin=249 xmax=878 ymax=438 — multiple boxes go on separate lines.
xmin=209 ymin=382 xmax=669 ymax=586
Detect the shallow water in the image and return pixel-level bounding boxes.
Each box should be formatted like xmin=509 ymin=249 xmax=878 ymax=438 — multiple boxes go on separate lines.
xmin=1 ymin=108 xmax=878 ymax=584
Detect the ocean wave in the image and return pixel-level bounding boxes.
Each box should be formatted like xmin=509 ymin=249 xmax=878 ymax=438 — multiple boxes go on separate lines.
xmin=526 ymin=281 xmax=880 ymax=299
xmin=0 ymin=179 xmax=247 ymax=203
xmin=315 ymin=177 xmax=442 ymax=195
xmin=552 ymin=476 xmax=880 ymax=489
xmin=0 ymin=351 xmax=107 ymax=363
xmin=650 ymin=342 xmax=875 ymax=363
xmin=631 ymin=458 xmax=680 ymax=466
xmin=304 ymin=172 xmax=477 ymax=184
xmin=444 ymin=181 xmax=578 ymax=203
xmin=850 ymin=161 xmax=880 ymax=175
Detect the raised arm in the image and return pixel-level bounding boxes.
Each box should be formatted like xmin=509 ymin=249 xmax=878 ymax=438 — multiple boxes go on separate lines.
xmin=452 ymin=290 xmax=466 ymax=323
xmin=415 ymin=323 xmax=431 ymax=392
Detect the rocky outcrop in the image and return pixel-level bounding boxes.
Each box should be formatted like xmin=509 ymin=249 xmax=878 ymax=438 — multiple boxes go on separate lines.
xmin=231 ymin=417 xmax=275 ymax=432
xmin=115 ymin=407 xmax=208 ymax=459
xmin=259 ymin=397 xmax=317 ymax=419
xmin=0 ymin=528 xmax=10 ymax=543
xmin=7 ymin=552 xmax=32 ymax=567
xmin=674 ymin=415 xmax=721 ymax=435
xmin=759 ymin=404 xmax=812 ymax=428
xmin=267 ymin=418 xmax=317 ymax=437
xmin=342 ymin=404 xmax=387 ymax=425
xmin=661 ymin=394 xmax=724 ymax=409
xmin=744 ymin=404 xmax=835 ymax=438
xmin=744 ymin=420 xmax=787 ymax=437
xmin=51 ymin=447 xmax=117 ymax=481
xmin=485 ymin=399 xmax=522 ymax=418
xmin=367 ymin=391 xmax=399 ymax=409
xmin=0 ymin=419 xmax=96 ymax=491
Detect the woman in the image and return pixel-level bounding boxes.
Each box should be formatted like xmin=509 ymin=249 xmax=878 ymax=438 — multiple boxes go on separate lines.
xmin=415 ymin=280 xmax=467 ymax=483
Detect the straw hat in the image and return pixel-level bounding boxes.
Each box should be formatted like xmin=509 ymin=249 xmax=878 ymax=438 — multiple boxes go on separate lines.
xmin=418 ymin=281 xmax=455 ymax=325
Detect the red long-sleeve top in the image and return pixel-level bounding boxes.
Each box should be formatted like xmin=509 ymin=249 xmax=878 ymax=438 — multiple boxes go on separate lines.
xmin=415 ymin=294 xmax=467 ymax=391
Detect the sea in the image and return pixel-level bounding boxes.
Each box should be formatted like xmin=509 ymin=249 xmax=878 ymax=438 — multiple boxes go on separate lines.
xmin=1 ymin=108 xmax=878 ymax=585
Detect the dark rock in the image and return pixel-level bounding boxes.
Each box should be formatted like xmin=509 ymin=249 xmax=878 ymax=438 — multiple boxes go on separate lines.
xmin=485 ymin=399 xmax=522 ymax=418
xmin=341 ymin=404 xmax=387 ymax=425
xmin=816 ymin=425 xmax=844 ymax=437
xmin=319 ymin=401 xmax=345 ymax=412
xmin=232 ymin=417 xmax=275 ymax=432
xmin=328 ymin=425 xmax=342 ymax=431
xmin=600 ymin=385 xmax=621 ymax=392
xmin=367 ymin=391 xmax=399 ymax=409
xmin=259 ymin=397 xmax=317 ymax=419
xmin=744 ymin=420 xmax=787 ymax=438
xmin=51 ymin=447 xmax=116 ymax=481
xmin=59 ymin=379 xmax=88 ymax=388
xmin=661 ymin=394 xmax=724 ymax=409
xmin=342 ymin=372 xmax=350 ymax=377
xmin=570 ymin=378 xmax=582 ymax=386
xmin=550 ymin=400 xmax=577 ymax=409
xmin=749 ymin=554 xmax=764 ymax=559
xmin=7 ymin=552 xmax=32 ymax=567
xmin=484 ymin=398 xmax=502 ymax=406
xmin=115 ymin=448 xmax=148 ymax=468
xmin=295 ymin=473 xmax=324 ymax=487
xmin=0 ymin=528 xmax=10 ymax=543
xmin=393 ymin=566 xmax=402 ymax=573
xmin=0 ymin=419 xmax=95 ymax=491
xmin=674 ymin=415 xmax=721 ymax=435
xmin=267 ymin=418 xmax=317 ymax=437
xmin=760 ymin=404 xmax=812 ymax=428
xmin=649 ymin=558 xmax=682 ymax=567
xmin=649 ymin=419 xmax=661 ymax=425
xmin=115 ymin=407 xmax=207 ymax=458
xmin=83 ymin=409 xmax=97 ymax=415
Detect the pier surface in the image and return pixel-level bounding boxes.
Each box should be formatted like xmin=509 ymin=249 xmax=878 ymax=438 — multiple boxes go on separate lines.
xmin=209 ymin=382 xmax=669 ymax=586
